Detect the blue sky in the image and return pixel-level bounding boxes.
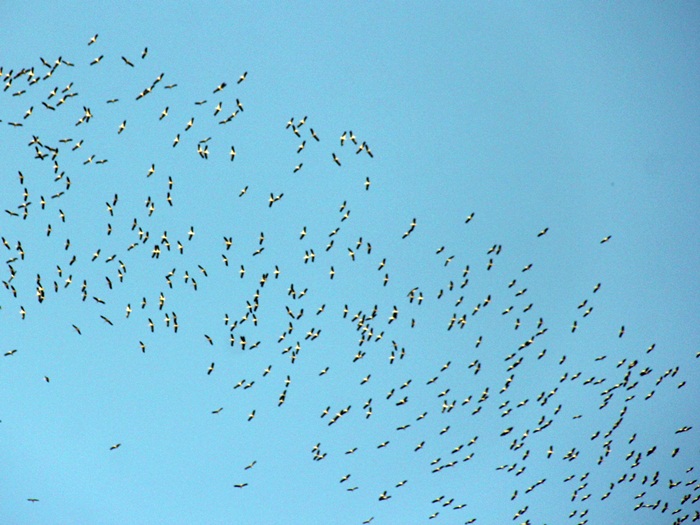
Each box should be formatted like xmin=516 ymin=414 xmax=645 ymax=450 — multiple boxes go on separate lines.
xmin=1 ymin=3 xmax=699 ymax=524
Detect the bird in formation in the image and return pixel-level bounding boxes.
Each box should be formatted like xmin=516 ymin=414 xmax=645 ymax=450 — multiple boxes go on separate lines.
xmin=0 ymin=33 xmax=694 ymax=525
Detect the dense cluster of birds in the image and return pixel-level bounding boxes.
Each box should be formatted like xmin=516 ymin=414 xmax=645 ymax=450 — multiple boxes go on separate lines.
xmin=1 ymin=35 xmax=697 ymax=524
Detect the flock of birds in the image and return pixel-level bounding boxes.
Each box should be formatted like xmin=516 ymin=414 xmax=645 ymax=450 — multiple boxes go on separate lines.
xmin=1 ymin=34 xmax=698 ymax=524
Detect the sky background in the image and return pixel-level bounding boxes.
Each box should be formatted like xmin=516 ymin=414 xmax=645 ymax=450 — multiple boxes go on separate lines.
xmin=1 ymin=3 xmax=699 ymax=524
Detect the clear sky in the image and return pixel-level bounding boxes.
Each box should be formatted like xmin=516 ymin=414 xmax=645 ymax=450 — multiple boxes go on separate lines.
xmin=1 ymin=3 xmax=699 ymax=524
